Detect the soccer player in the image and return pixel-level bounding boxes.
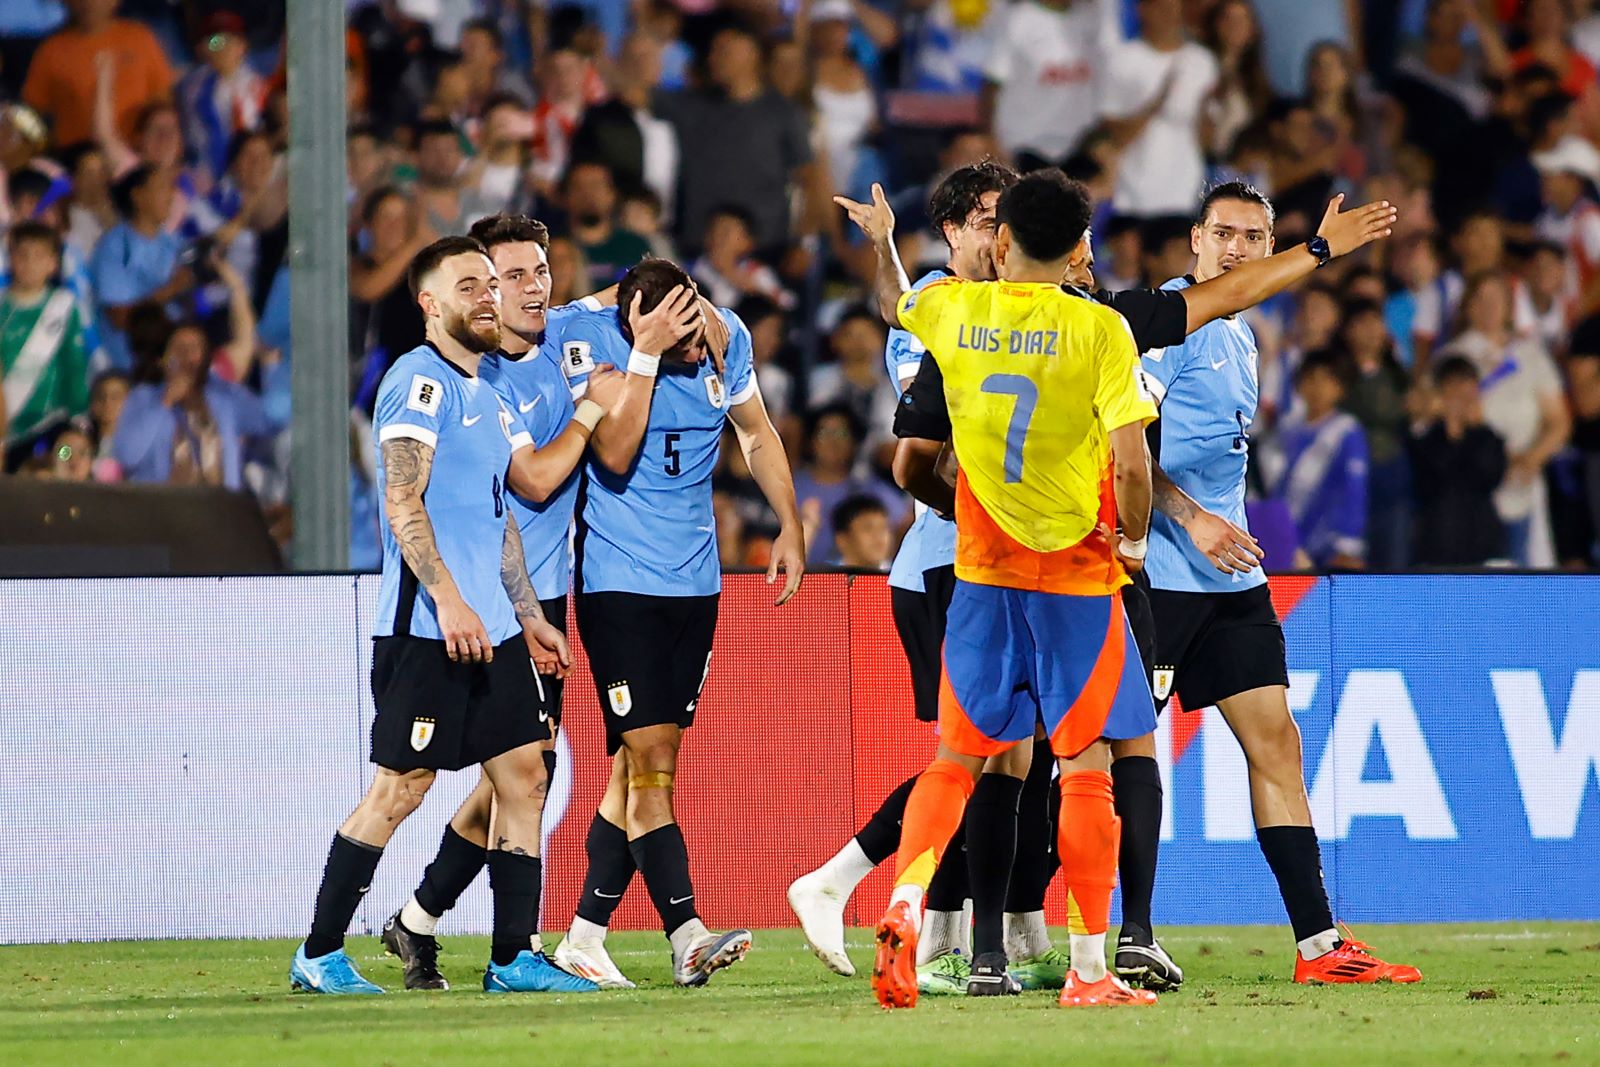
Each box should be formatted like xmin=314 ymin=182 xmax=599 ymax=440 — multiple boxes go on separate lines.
xmin=1135 ymin=181 xmax=1420 ymax=984
xmin=789 ymin=160 xmax=1044 ymax=997
xmin=839 ymin=171 xmax=1162 ymax=1009
xmin=550 ymin=258 xmax=806 ymax=989
xmin=374 ymin=213 xmax=637 ymax=991
xmin=290 ymin=236 xmax=586 ymax=995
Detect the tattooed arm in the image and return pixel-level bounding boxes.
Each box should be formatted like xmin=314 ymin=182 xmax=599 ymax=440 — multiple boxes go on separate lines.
xmin=1152 ymin=462 xmax=1265 ymax=575
xmin=501 ymin=510 xmax=572 ymax=678
xmin=382 ymin=436 xmax=492 ymax=662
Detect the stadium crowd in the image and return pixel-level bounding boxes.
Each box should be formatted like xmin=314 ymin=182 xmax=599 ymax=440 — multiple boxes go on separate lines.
xmin=3 ymin=0 xmax=1600 ymax=571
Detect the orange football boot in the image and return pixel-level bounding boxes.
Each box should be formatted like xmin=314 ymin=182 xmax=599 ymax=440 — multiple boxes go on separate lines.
xmin=872 ymin=901 xmax=920 ymax=1009
xmin=1058 ymin=970 xmax=1159 ymax=1007
xmin=1295 ymin=927 xmax=1422 ymax=984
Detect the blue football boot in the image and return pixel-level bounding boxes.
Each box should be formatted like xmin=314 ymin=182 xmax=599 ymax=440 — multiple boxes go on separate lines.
xmin=290 ymin=944 xmax=385 ymax=994
xmin=484 ymin=950 xmax=602 ymax=993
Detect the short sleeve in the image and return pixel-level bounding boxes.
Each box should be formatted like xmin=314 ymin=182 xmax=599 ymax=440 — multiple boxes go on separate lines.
xmin=885 ymin=325 xmax=926 ymax=389
xmin=896 ymin=279 xmax=954 ymax=351
xmin=721 ymin=310 xmax=757 ymax=405
xmin=1097 ymin=314 xmax=1158 ymax=433
xmin=1139 ymin=324 xmax=1187 ymax=406
xmin=1102 ymin=287 xmax=1188 ymax=352
xmin=556 ymin=311 xmax=614 ymax=398
xmin=374 ymin=358 xmax=453 ymax=449
xmin=893 ymin=353 xmax=953 ymax=441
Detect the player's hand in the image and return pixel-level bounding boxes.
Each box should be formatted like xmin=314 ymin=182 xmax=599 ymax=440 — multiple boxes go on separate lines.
xmin=628 ymin=285 xmax=701 ymax=357
xmin=769 ymin=523 xmax=806 ymax=606
xmin=438 ymin=594 xmax=493 ymax=663
xmin=1096 ymin=522 xmax=1145 ymax=575
xmin=1316 ymin=194 xmax=1398 ymax=259
xmin=699 ymin=294 xmax=730 ymax=375
xmin=585 ymin=363 xmax=626 ymax=411
xmin=833 ymin=183 xmax=896 ymax=245
xmin=1183 ymin=509 xmax=1264 ymax=574
xmin=522 ymin=617 xmax=571 ymax=679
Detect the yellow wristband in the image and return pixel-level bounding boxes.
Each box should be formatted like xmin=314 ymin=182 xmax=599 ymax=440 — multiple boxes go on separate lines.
xmin=573 ymin=399 xmax=605 ymax=432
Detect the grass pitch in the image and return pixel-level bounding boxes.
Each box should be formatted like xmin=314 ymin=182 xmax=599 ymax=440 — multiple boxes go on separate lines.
xmin=3 ymin=924 xmax=1597 ymax=1066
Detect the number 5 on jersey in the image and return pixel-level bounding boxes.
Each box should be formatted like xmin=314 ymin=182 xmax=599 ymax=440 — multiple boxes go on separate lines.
xmin=981 ymin=373 xmax=1038 ymax=483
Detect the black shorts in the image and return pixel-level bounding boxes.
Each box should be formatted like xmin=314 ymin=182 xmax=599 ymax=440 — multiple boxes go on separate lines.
xmin=1145 ymin=582 xmax=1288 ymax=712
xmin=541 ymin=595 xmax=568 ymax=728
xmin=576 ymin=591 xmax=719 ymax=755
xmin=1124 ymin=574 xmax=1157 ymax=685
xmin=370 ymin=635 xmax=552 ymax=772
xmin=891 ymin=564 xmax=955 ymax=723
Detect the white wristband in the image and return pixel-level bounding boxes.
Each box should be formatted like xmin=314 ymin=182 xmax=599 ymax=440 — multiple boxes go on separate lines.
xmin=627 ymin=348 xmax=660 ymax=377
xmin=572 ymin=399 xmax=604 ymax=432
xmin=1120 ymin=535 xmax=1148 ymax=561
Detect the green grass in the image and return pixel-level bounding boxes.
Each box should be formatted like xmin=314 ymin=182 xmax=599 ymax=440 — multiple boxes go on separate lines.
xmin=3 ymin=924 xmax=1598 ymax=1066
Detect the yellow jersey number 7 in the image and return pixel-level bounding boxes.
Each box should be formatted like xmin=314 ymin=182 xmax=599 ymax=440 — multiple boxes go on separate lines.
xmin=980 ymin=373 xmax=1038 ymax=483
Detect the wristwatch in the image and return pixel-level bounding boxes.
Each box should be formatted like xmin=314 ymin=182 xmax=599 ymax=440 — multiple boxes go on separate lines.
xmin=1307 ymin=235 xmax=1333 ymax=268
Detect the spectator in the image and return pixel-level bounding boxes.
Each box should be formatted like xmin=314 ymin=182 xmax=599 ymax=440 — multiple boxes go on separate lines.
xmin=1512 ymin=0 xmax=1599 ymax=105
xmin=791 ymin=403 xmax=908 ymax=565
xmin=110 ymin=262 xmax=275 ymax=490
xmin=1261 ymin=281 xmax=1341 ymax=429
xmin=1263 ymin=352 xmax=1370 ymax=570
xmin=1199 ymin=0 xmax=1271 ymax=163
xmin=182 ymin=129 xmax=287 ymax=311
xmin=887 ymin=0 xmax=996 ymax=98
xmin=807 ymin=305 xmax=898 ymax=471
xmin=561 ymin=160 xmax=652 ymax=289
xmin=1388 ymin=233 xmax=1447 ymax=367
xmin=0 ymin=104 xmax=55 ymax=229
xmin=690 ymin=205 xmax=795 ymax=311
xmin=0 ymin=3 xmax=65 ymax=100
xmin=76 ymin=366 xmax=128 ymax=460
xmin=89 ymin=164 xmax=187 ymax=369
xmin=1139 ymin=214 xmax=1195 ymax=286
xmin=48 ymin=422 xmax=93 ymax=480
xmin=662 ymin=25 xmax=814 ymax=256
xmin=1531 ymin=135 xmax=1600 ymax=318
xmin=1100 ymin=0 xmax=1217 ymax=218
xmin=457 ymin=17 xmax=533 ymax=112
xmin=983 ymin=0 xmax=1114 ymax=171
xmin=470 ymin=93 xmax=536 ymax=214
xmin=1410 ymin=356 xmax=1510 ymax=565
xmin=1250 ymin=0 xmax=1361 ymax=98
xmin=59 ymin=141 xmax=116 ymax=260
xmin=350 ymin=186 xmax=430 ymax=402
xmin=1392 ymin=0 xmax=1510 ymax=124
xmin=22 ymin=0 xmax=174 ymax=147
xmin=799 ymin=0 xmax=879 ymax=198
xmin=569 ymin=33 xmax=679 ymax=215
xmin=546 ymin=235 xmax=592 ymax=307
xmin=412 ymin=118 xmax=500 ymax=235
xmin=529 ymin=49 xmax=591 ymax=197
xmin=1337 ymin=298 xmax=1414 ymax=569
xmin=1569 ymin=318 xmax=1600 ymax=565
xmin=620 ymin=187 xmax=677 ymax=261
xmin=1524 ymin=239 xmax=1575 ymax=357
xmin=175 ymin=11 xmax=265 ymax=184
xmin=1 ymin=221 xmax=90 ymax=466
xmin=346 ymin=123 xmax=397 ymax=205
xmin=736 ymin=295 xmax=796 ymax=431
xmin=830 ymin=493 xmax=893 ymax=569
xmin=1437 ymin=272 xmax=1571 ymax=566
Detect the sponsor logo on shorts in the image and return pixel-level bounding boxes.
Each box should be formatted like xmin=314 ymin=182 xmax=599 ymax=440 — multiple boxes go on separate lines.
xmin=607 ymin=682 xmax=633 ymax=717
xmin=410 ymin=717 xmax=436 ymax=751
xmin=1152 ymin=667 xmax=1175 ymax=702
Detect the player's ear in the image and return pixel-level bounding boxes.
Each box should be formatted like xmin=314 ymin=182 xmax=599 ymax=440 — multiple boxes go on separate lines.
xmin=417 ymin=289 xmax=439 ymax=318
xmin=1267 ymin=234 xmax=1276 ymax=255
xmin=994 ymin=224 xmax=1011 ymax=268
xmin=1190 ymin=224 xmax=1202 ymax=256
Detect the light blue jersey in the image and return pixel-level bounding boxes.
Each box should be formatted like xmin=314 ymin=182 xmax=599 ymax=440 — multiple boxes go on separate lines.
xmin=886 ymin=268 xmax=957 ymax=593
xmin=1141 ymin=276 xmax=1266 ymax=593
xmin=479 ymin=305 xmax=585 ymax=601
xmin=373 ymin=343 xmax=527 ymax=642
xmin=564 ymin=307 xmax=757 ymax=596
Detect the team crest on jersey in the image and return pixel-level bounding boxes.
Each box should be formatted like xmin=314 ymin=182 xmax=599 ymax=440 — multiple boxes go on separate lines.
xmin=1152 ymin=667 xmax=1175 ymax=703
xmin=407 ymin=374 xmax=442 ymax=415
xmin=564 ymin=341 xmax=595 ymax=377
xmin=705 ymin=373 xmax=726 ymax=409
xmin=607 ymin=682 xmax=633 ymax=717
xmin=410 ymin=717 xmax=436 ymax=751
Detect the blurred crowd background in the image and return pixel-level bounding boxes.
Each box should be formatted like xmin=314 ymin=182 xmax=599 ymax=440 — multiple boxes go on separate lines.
xmin=3 ymin=0 xmax=1600 ymax=572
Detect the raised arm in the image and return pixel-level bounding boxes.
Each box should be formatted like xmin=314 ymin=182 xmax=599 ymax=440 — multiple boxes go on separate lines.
xmin=587 ymin=287 xmax=703 ymax=474
xmin=500 ymin=509 xmax=570 ymax=678
xmin=835 ymin=184 xmax=911 ymax=327
xmin=381 ymin=436 xmax=490 ymax=663
xmin=728 ymin=389 xmax=806 ymax=605
xmin=1180 ymin=195 xmax=1397 ymax=334
xmin=505 ymin=371 xmax=621 ymax=502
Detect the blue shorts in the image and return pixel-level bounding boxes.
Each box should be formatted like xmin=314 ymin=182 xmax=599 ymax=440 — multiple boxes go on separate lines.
xmin=939 ymin=580 xmax=1157 ymax=759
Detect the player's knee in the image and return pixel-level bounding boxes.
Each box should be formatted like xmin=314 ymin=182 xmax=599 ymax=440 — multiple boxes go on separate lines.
xmin=1246 ymin=716 xmax=1305 ymax=777
xmin=492 ymin=752 xmax=550 ymax=811
xmin=627 ymin=740 xmax=678 ymax=778
xmin=368 ymin=769 xmax=435 ymax=821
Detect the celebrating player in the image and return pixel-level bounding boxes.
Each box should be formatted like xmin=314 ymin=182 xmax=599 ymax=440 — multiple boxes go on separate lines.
xmin=1136 ymin=182 xmax=1420 ymax=984
xmin=549 ymin=259 xmax=806 ymax=989
xmin=376 ymin=214 xmax=625 ymax=992
xmin=290 ymin=236 xmax=587 ymax=995
xmin=840 ymin=172 xmax=1162 ymax=1009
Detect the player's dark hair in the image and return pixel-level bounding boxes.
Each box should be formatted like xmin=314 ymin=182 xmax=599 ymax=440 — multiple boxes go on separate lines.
xmin=928 ymin=159 xmax=1018 ymax=248
xmin=618 ymin=257 xmax=699 ymax=361
xmin=1295 ymin=349 xmax=1345 ymax=386
xmin=1433 ymin=355 xmax=1480 ymax=388
xmin=5 ymin=218 xmax=61 ymax=260
xmin=832 ymin=493 xmax=888 ymax=538
xmin=1198 ymin=180 xmax=1276 ymax=230
xmin=470 ymin=213 xmax=551 ymax=252
xmin=111 ymin=164 xmax=157 ymax=218
xmin=407 ymin=235 xmax=490 ymax=298
xmin=994 ymin=169 xmax=1093 ymax=262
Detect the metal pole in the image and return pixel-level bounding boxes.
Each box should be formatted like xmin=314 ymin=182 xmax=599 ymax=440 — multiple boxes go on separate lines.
xmin=286 ymin=0 xmax=350 ymax=570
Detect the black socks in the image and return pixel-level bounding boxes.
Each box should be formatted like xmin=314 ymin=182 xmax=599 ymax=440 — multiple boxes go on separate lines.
xmin=966 ymin=773 xmax=1023 ymax=958
xmin=574 ymin=812 xmax=635 ymax=926
xmin=630 ymin=824 xmax=698 ymax=933
xmin=414 ymin=825 xmax=488 ymax=919
xmin=1111 ymin=756 xmax=1163 ymax=937
xmin=306 ymin=833 xmax=382 ymax=958
xmin=1256 ymin=825 xmax=1336 ymax=943
xmin=855 ymin=774 xmax=917 ymax=865
xmin=488 ymin=851 xmax=541 ymax=966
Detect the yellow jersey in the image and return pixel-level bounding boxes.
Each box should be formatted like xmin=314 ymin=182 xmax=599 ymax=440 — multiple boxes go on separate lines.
xmin=895 ymin=279 xmax=1157 ymax=594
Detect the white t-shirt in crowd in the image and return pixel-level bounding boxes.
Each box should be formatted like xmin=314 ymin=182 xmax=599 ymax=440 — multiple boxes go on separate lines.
xmin=1101 ymin=38 xmax=1218 ymax=217
xmin=985 ymin=0 xmax=1118 ymax=162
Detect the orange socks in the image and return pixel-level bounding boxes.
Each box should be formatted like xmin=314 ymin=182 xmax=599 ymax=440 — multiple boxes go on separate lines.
xmin=1057 ymin=770 xmax=1119 ymax=936
xmin=892 ymin=759 xmax=976 ymax=891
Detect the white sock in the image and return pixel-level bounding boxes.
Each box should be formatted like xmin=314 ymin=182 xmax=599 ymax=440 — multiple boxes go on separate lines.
xmin=400 ymin=896 xmax=439 ymax=936
xmin=916 ymin=906 xmax=963 ymax=964
xmin=668 ymin=917 xmax=710 ymax=962
xmin=889 ymin=883 xmax=926 ymax=938
xmin=1069 ymin=933 xmax=1107 ymax=982
xmin=814 ymin=838 xmax=876 ymax=895
xmin=1004 ymin=911 xmax=1052 ymax=961
xmin=568 ymin=916 xmax=609 ymax=946
xmin=1298 ymin=928 xmax=1340 ymax=960
xmin=530 ymin=932 xmax=544 ymax=954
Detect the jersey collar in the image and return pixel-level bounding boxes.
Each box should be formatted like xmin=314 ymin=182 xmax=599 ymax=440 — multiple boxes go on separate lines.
xmin=422 ymin=340 xmax=478 ymax=379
